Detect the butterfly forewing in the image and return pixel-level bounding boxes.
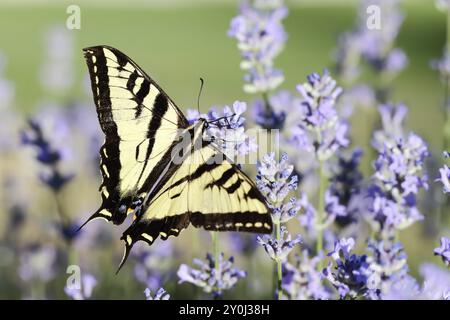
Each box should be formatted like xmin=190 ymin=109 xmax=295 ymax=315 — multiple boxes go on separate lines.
xmin=83 ymin=45 xmax=188 ymax=226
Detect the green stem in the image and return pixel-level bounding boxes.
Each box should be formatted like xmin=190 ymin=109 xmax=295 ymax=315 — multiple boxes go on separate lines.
xmin=30 ymin=280 xmax=46 ymax=300
xmin=262 ymin=91 xmax=271 ymax=112
xmin=210 ymin=231 xmax=220 ymax=299
xmin=53 ymin=191 xmax=68 ymax=226
xmin=53 ymin=191 xmax=78 ymax=267
xmin=316 ymin=161 xmax=326 ymax=271
xmin=211 ymin=232 xmax=219 ymax=272
xmin=275 ymin=222 xmax=282 ymax=300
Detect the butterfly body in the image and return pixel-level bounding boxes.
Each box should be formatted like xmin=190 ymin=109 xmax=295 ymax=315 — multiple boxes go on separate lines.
xmin=82 ymin=45 xmax=272 ymax=268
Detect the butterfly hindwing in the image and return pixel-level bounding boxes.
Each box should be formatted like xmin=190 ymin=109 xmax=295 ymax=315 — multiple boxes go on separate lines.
xmin=119 ymin=121 xmax=272 ymax=265
xmin=82 ymin=45 xmax=188 ymax=226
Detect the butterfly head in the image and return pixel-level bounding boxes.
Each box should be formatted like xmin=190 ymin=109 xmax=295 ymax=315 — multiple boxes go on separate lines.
xmin=199 ymin=117 xmax=209 ymax=130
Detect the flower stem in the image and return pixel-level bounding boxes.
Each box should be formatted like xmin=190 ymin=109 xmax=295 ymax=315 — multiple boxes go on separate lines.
xmin=262 ymin=91 xmax=271 ymax=113
xmin=316 ymin=160 xmax=326 ymax=271
xmin=275 ymin=222 xmax=282 ymax=300
xmin=210 ymin=231 xmax=220 ymax=299
xmin=211 ymin=231 xmax=220 ymax=272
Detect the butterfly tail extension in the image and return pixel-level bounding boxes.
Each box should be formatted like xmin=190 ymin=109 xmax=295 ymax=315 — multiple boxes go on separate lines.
xmin=116 ymin=236 xmax=133 ymax=274
xmin=116 ymin=214 xmax=192 ymax=270
xmin=77 ymin=208 xmax=114 ymax=232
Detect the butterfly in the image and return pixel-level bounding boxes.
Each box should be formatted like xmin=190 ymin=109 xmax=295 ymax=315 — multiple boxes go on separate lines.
xmin=81 ymin=45 xmax=273 ymax=270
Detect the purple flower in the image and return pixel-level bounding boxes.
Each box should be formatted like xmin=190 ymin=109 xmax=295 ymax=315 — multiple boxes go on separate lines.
xmin=329 ymin=149 xmax=364 ymax=226
xmin=177 ymin=253 xmax=246 ymax=297
xmin=40 ymin=25 xmax=74 ymax=92
xmin=251 ymin=97 xmax=285 ymax=129
xmin=357 ymin=0 xmax=407 ymax=75
xmin=334 ymin=0 xmax=407 ymax=79
xmin=323 ymin=237 xmax=370 ymax=299
xmin=257 ymin=226 xmax=302 ymax=262
xmin=57 ymin=219 xmax=83 ymax=244
xmin=187 ymin=101 xmax=257 ymax=159
xmin=380 ymin=275 xmax=421 ymax=300
xmin=384 ymin=48 xmax=408 ymax=74
xmin=282 ymin=250 xmax=330 ymax=300
xmin=144 ymin=287 xmax=170 ymax=300
xmin=419 ymin=263 xmax=450 ymax=300
xmin=228 ymin=0 xmax=287 ymax=93
xmin=290 ymin=70 xmax=348 ymax=161
xmin=368 ymin=133 xmax=429 ymax=233
xmin=434 ymin=237 xmax=450 ymax=267
xmin=297 ymin=192 xmax=316 ymax=232
xmin=65 ymin=273 xmax=97 ymax=300
xmin=256 ymin=151 xmax=302 ymax=268
xmin=256 ymin=152 xmax=298 ymax=221
xmin=365 ymin=240 xmax=409 ymax=300
xmin=21 ymin=118 xmax=74 ymax=192
xmin=298 ymin=190 xmax=348 ymax=236
xmin=372 ymin=103 xmax=408 ymax=151
xmin=380 ymin=263 xmax=450 ymax=300
xmin=325 ymin=190 xmax=347 ymax=220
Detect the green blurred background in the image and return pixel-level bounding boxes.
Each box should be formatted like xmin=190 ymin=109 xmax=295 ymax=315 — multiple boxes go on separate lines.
xmin=0 ymin=0 xmax=448 ymax=299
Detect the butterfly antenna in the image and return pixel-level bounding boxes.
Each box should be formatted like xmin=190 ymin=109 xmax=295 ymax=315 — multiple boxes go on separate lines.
xmin=197 ymin=77 xmax=204 ymax=114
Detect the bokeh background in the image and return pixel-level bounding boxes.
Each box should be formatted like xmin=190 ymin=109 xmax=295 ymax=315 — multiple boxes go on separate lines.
xmin=0 ymin=0 xmax=448 ymax=299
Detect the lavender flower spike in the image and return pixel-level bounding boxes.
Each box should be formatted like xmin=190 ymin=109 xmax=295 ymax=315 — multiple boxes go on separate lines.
xmin=144 ymin=288 xmax=170 ymax=300
xmin=256 ymin=152 xmax=299 ymax=223
xmin=257 ymin=226 xmax=302 ymax=262
xmin=282 ymin=250 xmax=330 ymax=300
xmin=228 ymin=0 xmax=287 ymax=93
xmin=323 ymin=237 xmax=371 ymax=299
xmin=186 ymin=101 xmax=257 ymax=159
xmin=368 ymin=132 xmax=429 ymax=234
xmin=177 ymin=253 xmax=246 ymax=297
xmin=365 ymin=240 xmax=409 ymax=299
xmin=21 ymin=118 xmax=74 ymax=192
xmin=434 ymin=237 xmax=450 ymax=267
xmin=291 ymin=70 xmax=348 ymax=161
